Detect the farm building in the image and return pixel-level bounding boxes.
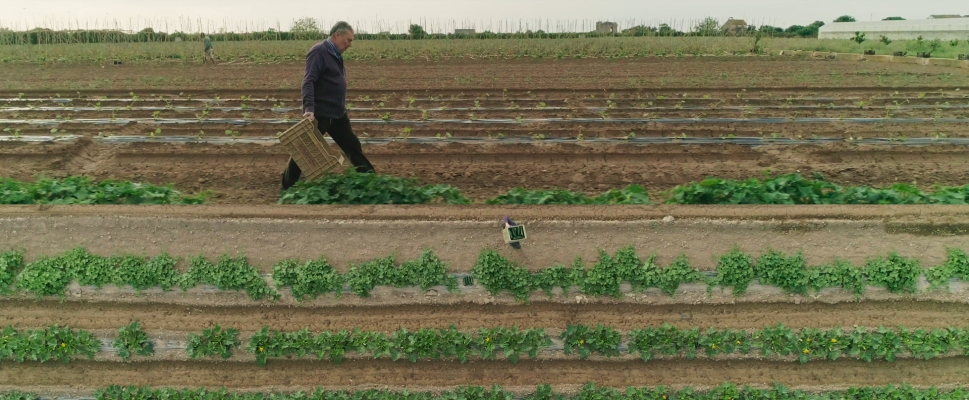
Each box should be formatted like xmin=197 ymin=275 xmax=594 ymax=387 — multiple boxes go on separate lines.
xmin=721 ymin=18 xmax=748 ymax=34
xmin=596 ymin=21 xmax=618 ymax=34
xmin=819 ymin=17 xmax=969 ymax=40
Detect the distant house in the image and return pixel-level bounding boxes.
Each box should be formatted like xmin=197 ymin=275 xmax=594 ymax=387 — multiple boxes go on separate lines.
xmin=721 ymin=18 xmax=748 ymax=34
xmin=596 ymin=21 xmax=618 ymax=34
xmin=454 ymin=29 xmax=476 ymax=35
xmin=930 ymin=14 xmax=965 ymax=19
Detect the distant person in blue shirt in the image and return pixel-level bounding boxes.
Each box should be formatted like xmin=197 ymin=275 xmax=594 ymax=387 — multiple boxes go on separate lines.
xmin=200 ymin=33 xmax=217 ymax=65
xmin=282 ymin=21 xmax=375 ymax=190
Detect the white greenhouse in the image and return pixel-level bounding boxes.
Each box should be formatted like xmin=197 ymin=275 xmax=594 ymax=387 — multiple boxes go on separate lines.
xmin=818 ymin=18 xmax=969 ymax=40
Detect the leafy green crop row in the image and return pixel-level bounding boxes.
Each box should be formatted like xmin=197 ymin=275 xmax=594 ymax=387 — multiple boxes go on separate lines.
xmin=485 ymin=185 xmax=650 ymax=205
xmin=0 ymin=325 xmax=99 ymax=363
xmin=223 ymin=323 xmax=969 ymax=364
xmin=473 ymin=247 xmax=969 ymax=301
xmin=247 ymin=325 xmax=550 ymax=365
xmin=273 ymin=250 xmax=457 ymax=300
xmin=9 ymin=322 xmax=969 ymax=366
xmin=279 ymin=170 xmax=470 ymax=205
xmin=3 ymin=248 xmax=276 ymax=300
xmin=0 ymin=176 xmax=207 ymax=204
xmin=280 ymin=170 xmax=649 ymax=205
xmin=666 ymin=173 xmax=969 ymax=205
xmin=628 ymin=323 xmax=969 ymax=363
xmin=78 ymin=382 xmax=969 ymax=400
xmin=280 ymin=171 xmax=969 ymax=205
xmin=1 ymin=248 xmax=455 ymax=301
xmin=3 ymin=246 xmax=969 ymax=302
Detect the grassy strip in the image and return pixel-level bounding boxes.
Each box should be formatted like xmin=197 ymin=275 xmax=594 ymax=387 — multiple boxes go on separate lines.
xmin=3 ymin=37 xmax=968 ymax=64
xmin=0 ymin=176 xmax=207 ymax=204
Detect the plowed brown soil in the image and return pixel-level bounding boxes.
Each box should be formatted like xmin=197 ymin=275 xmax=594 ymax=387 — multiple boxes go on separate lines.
xmin=5 ymin=300 xmax=969 ymax=332
xmin=3 ymin=58 xmax=967 ymax=92
xmin=2 ymin=140 xmax=969 ymax=203
xmin=5 ymin=211 xmax=969 ymax=269
xmin=3 ymin=358 xmax=968 ymax=389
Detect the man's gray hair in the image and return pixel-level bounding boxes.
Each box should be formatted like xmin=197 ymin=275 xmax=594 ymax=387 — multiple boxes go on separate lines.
xmin=330 ymin=21 xmax=354 ymax=37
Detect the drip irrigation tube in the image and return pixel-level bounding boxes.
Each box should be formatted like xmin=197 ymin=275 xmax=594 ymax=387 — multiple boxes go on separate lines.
xmin=4 ymin=104 xmax=967 ymax=113
xmin=3 ymin=135 xmax=968 ymax=146
xmin=2 ymin=117 xmax=967 ymax=126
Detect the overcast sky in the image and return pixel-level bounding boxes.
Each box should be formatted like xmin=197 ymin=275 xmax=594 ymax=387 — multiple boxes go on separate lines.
xmin=1 ymin=0 xmax=966 ymax=33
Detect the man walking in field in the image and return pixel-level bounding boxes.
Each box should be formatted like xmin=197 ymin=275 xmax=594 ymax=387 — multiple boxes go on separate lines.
xmin=281 ymin=21 xmax=376 ymax=190
xmin=200 ymin=33 xmax=217 ymax=65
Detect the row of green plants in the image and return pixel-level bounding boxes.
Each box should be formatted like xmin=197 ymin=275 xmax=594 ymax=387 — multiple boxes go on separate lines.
xmin=0 ymin=248 xmax=454 ymax=300
xmin=281 ymin=171 xmax=969 ymax=205
xmin=245 ymin=325 xmax=551 ymax=365
xmin=11 ymin=321 xmax=969 ymax=365
xmin=0 ymin=322 xmax=155 ymax=364
xmin=3 ymin=247 xmax=969 ymax=301
xmin=0 ymin=176 xmax=207 ymax=204
xmin=278 ymin=170 xmax=650 ymax=205
xmin=8 ymin=172 xmax=969 ymax=205
xmin=561 ymin=323 xmax=969 ymax=363
xmin=54 ymin=383 xmax=969 ymax=400
xmin=0 ymin=325 xmax=99 ymax=363
xmin=472 ymin=247 xmax=969 ymax=301
xmin=1 ymin=248 xmax=277 ymax=300
xmin=666 ymin=172 xmax=969 ymax=205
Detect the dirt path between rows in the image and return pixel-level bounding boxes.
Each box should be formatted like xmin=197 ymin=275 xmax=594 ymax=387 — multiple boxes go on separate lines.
xmin=3 ymin=358 xmax=966 ymax=389
xmin=3 ymin=141 xmax=969 ymax=204
xmin=5 ymin=300 xmax=969 ymax=332
xmin=3 ymin=214 xmax=969 ymax=270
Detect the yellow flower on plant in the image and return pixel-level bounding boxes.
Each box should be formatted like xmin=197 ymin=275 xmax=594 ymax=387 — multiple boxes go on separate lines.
xmin=61 ymin=343 xmax=66 ymax=347
xmin=806 ymin=338 xmax=811 ymax=342
xmin=580 ymin=339 xmax=585 ymax=345
xmin=485 ymin=337 xmax=490 ymax=343
xmin=803 ymin=349 xmax=810 ymax=354
xmin=831 ymin=339 xmax=838 ymax=343
xmin=711 ymin=344 xmax=717 ymax=349
xmin=736 ymin=340 xmax=741 ymax=344
xmin=259 ymin=347 xmax=264 ymax=352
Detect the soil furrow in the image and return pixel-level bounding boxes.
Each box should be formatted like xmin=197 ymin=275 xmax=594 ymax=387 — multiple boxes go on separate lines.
xmin=6 ymin=300 xmax=969 ymax=332
xmin=2 ymin=140 xmax=969 ymax=204
xmin=2 ymin=358 xmax=967 ymax=388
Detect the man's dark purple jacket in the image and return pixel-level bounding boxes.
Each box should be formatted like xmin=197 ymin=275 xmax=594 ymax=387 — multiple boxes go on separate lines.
xmin=301 ymin=40 xmax=347 ymax=119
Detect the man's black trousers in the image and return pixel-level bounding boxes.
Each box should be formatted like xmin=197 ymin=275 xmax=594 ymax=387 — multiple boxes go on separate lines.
xmin=281 ymin=114 xmax=375 ymax=190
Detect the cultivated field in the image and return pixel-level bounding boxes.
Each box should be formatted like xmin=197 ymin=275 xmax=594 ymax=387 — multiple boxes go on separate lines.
xmin=2 ymin=48 xmax=969 ymax=399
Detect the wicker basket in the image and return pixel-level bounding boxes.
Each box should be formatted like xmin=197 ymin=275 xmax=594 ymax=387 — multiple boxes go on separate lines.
xmin=279 ymin=118 xmax=345 ymax=180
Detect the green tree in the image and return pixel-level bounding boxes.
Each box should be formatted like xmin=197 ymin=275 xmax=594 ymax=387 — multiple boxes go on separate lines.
xmin=834 ymin=15 xmax=857 ymax=23
xmin=409 ymin=24 xmax=427 ymax=39
xmin=291 ymin=18 xmax=320 ymax=34
xmin=694 ymin=17 xmax=721 ymax=36
xmin=883 ymin=17 xmax=905 ymax=21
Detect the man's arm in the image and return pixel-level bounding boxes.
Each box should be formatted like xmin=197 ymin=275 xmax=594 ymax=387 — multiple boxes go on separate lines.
xmin=301 ymin=48 xmax=323 ymax=118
